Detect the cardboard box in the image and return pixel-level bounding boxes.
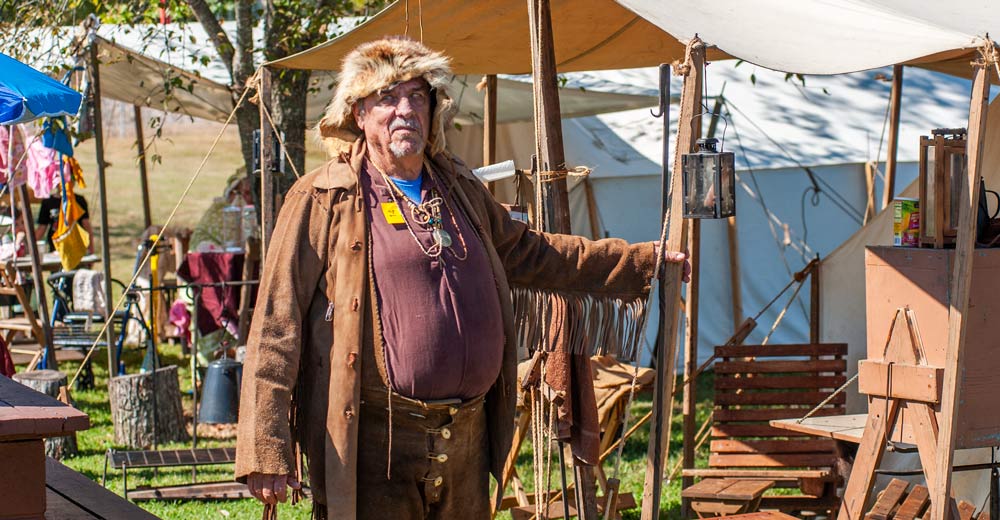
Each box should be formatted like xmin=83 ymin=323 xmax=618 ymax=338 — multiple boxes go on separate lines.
xmin=892 ymin=198 xmax=920 ymax=247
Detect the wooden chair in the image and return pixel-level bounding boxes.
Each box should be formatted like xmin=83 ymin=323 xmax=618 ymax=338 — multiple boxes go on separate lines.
xmin=682 ymin=343 xmax=848 ymax=516
xmin=0 ymin=262 xmax=46 ymax=368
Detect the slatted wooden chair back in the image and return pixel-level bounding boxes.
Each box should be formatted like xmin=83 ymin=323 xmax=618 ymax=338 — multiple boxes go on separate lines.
xmin=0 ymin=262 xmax=45 ymax=347
xmin=710 ymin=343 xmax=848 ymax=511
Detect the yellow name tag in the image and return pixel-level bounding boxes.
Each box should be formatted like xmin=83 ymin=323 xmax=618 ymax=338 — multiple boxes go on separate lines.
xmin=381 ymin=202 xmax=406 ymax=225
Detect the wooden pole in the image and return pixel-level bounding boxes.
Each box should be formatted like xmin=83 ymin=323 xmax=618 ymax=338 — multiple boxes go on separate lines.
xmin=16 ymin=186 xmax=53 ymax=370
xmin=680 ymin=92 xmax=721 ymax=516
xmin=483 ymin=74 xmax=498 ymax=193
xmin=680 ymin=219 xmax=700 ymax=518
xmin=810 ymin=254 xmax=821 ymax=344
xmin=527 ymin=0 xmax=592 ymax=517
xmin=583 ymin=178 xmax=602 ymax=240
xmin=882 ymin=65 xmax=903 ymax=210
xmin=528 ymin=0 xmax=571 ymax=235
xmin=258 ymin=67 xmax=275 ymax=262
xmin=727 ymin=216 xmax=742 ymax=332
xmin=864 ymin=161 xmax=877 ymax=224
xmin=91 ymin=41 xmax=115 ymax=378
xmin=929 ymin=53 xmax=991 ymax=520
xmin=642 ymin=38 xmax=704 ymax=520
xmin=133 ymin=105 xmax=152 ymax=230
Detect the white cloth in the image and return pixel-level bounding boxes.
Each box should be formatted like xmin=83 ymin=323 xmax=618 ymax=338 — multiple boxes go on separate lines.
xmin=72 ymin=269 xmax=106 ymax=317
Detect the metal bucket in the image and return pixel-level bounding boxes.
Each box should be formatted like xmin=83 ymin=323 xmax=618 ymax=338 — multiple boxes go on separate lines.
xmin=198 ymin=358 xmax=243 ymax=424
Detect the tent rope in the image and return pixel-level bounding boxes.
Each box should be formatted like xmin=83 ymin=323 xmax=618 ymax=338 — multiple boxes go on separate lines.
xmin=69 ymin=67 xmax=257 ymax=387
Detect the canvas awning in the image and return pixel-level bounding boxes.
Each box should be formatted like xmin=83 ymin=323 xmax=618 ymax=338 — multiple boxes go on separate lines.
xmin=614 ymin=0 xmax=998 ymax=76
xmin=92 ymin=36 xmax=234 ymax=123
xmin=267 ymin=0 xmax=729 ymax=74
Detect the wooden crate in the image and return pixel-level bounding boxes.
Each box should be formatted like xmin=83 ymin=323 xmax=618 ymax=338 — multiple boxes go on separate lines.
xmin=865 ymin=246 xmax=1000 ymax=449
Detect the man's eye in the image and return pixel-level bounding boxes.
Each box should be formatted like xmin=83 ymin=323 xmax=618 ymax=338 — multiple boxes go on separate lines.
xmin=379 ymin=95 xmax=396 ymax=105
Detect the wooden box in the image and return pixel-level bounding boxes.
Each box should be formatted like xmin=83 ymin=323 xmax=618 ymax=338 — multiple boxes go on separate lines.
xmin=865 ymin=246 xmax=1000 ymax=449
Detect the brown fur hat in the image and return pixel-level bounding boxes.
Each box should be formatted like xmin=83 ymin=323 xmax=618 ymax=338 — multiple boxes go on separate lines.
xmin=317 ymin=37 xmax=456 ymax=157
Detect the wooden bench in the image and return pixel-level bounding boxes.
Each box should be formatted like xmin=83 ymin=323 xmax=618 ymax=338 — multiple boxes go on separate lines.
xmin=866 ymin=478 xmax=989 ymax=520
xmin=682 ymin=343 xmax=848 ymax=516
xmin=682 ymin=478 xmax=774 ymax=517
xmin=103 ymin=447 xmax=247 ymax=501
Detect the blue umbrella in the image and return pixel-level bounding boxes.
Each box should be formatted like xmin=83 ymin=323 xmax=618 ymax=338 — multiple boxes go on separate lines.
xmin=0 ymin=52 xmax=81 ymax=125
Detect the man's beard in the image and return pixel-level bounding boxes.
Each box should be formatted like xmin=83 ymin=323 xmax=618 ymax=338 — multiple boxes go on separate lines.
xmin=388 ymin=117 xmax=426 ymax=158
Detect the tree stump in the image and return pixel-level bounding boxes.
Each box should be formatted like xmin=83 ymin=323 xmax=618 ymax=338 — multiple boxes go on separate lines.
xmin=108 ymin=365 xmax=188 ymax=448
xmin=12 ymin=369 xmax=78 ymax=459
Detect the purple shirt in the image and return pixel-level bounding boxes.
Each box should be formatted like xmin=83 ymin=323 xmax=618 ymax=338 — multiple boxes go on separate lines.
xmin=363 ymin=162 xmax=504 ymax=400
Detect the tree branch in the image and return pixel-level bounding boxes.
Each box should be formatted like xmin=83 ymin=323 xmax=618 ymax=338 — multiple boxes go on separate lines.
xmin=184 ymin=0 xmax=235 ymax=79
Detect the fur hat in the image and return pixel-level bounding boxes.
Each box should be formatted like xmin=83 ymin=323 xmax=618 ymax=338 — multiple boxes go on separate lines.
xmin=317 ymin=37 xmax=456 ymax=157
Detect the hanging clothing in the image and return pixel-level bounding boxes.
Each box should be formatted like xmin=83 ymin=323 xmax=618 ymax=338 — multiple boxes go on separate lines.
xmin=51 ymin=164 xmax=90 ymax=271
xmin=23 ymin=136 xmax=61 ymax=198
xmin=0 ymin=124 xmax=26 ymax=184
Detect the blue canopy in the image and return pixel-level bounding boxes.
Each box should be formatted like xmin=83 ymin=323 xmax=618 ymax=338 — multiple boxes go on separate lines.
xmin=0 ymin=52 xmax=81 ymax=125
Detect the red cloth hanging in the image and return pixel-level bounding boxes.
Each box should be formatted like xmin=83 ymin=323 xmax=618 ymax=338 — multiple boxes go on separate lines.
xmin=0 ymin=335 xmax=15 ymax=378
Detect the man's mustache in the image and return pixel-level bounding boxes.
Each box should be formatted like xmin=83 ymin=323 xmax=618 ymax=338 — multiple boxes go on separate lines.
xmin=390 ymin=117 xmax=422 ymax=133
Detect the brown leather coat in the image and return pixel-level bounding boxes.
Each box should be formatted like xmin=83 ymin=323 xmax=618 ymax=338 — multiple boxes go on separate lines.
xmin=234 ymin=140 xmax=656 ymax=518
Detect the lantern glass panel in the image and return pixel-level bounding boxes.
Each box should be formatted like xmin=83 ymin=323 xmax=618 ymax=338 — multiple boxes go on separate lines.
xmin=926 ymin=144 xmax=936 ymax=238
xmin=950 ymin=151 xmax=966 ymax=227
xmin=683 ymin=154 xmax=715 ymax=218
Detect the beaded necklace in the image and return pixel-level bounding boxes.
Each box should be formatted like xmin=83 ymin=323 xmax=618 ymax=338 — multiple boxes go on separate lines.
xmin=369 ymin=160 xmax=469 ymax=261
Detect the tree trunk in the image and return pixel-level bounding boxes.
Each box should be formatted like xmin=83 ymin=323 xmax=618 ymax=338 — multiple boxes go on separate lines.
xmin=108 ymin=366 xmax=188 ymax=449
xmin=12 ymin=370 xmax=77 ymax=459
xmin=271 ymin=68 xmax=309 ymax=195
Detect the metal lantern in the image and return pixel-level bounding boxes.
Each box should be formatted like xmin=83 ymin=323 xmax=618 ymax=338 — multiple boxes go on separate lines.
xmin=682 ymin=137 xmax=736 ymax=219
xmin=918 ymin=128 xmax=967 ymax=247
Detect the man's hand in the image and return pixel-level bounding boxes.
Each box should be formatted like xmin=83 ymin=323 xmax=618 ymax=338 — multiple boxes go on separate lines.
xmin=654 ymin=243 xmax=692 ymax=283
xmin=246 ymin=473 xmax=301 ymax=505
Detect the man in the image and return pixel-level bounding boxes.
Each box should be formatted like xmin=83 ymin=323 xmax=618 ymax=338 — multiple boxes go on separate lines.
xmin=235 ymin=37 xmax=689 ymax=519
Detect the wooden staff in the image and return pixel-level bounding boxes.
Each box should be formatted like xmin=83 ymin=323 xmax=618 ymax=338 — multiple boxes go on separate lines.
xmin=642 ymin=37 xmax=704 ymax=520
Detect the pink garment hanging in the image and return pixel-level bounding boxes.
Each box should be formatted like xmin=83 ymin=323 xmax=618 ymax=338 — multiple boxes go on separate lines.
xmin=0 ymin=125 xmax=26 ymax=184
xmin=23 ymin=136 xmax=61 ymax=199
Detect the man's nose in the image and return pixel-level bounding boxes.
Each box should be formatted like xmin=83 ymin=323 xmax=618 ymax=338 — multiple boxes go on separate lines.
xmin=395 ymin=96 xmax=416 ymax=116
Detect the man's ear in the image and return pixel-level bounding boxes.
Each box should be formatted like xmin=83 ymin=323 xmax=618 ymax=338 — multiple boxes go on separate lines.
xmin=353 ymin=103 xmax=365 ymax=133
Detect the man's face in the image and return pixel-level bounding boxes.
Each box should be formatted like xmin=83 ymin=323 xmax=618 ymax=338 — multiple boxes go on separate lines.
xmin=354 ymin=78 xmax=432 ymax=159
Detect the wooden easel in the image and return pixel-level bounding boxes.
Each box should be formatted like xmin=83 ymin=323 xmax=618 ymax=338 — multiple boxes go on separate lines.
xmin=839 ymin=308 xmax=947 ymax=518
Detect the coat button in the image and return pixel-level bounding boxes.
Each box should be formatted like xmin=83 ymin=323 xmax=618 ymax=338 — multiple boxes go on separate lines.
xmin=434 ymin=476 xmax=443 ymax=487
xmin=441 ymin=428 xmax=452 ymax=440
xmin=448 ymin=406 xmax=458 ymax=415
xmin=436 ymin=453 xmax=448 ymax=463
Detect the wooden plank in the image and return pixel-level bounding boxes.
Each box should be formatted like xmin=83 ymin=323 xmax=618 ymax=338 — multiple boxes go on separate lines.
xmin=894 ymin=485 xmax=929 ymax=520
xmin=838 ymin=400 xmax=900 ymax=520
xmin=857 ymin=361 xmax=942 ymax=403
xmin=682 ymin=468 xmax=832 ymax=480
xmin=715 ymin=359 xmax=846 ymax=374
xmin=46 ymin=457 xmax=157 ymax=519
xmin=642 ymin=43 xmax=702 ymax=520
xmin=682 ymin=478 xmax=734 ymax=499
xmin=931 ymin=55 xmax=991 ymax=520
xmin=769 ymin=414 xmax=866 ymax=444
xmin=864 ymin=478 xmax=908 ymax=520
xmin=717 ymin=479 xmax=773 ymax=500
xmin=958 ymin=501 xmax=978 ymax=520
xmin=128 ymin=481 xmax=252 ymax=501
xmin=882 ymin=65 xmax=903 ymax=210
xmin=709 ymin=453 xmax=836 ymax=468
xmin=710 ymin=439 xmax=835 ymax=454
xmin=715 ymin=343 xmax=847 ymax=358
xmin=716 ymin=374 xmax=847 ymax=390
xmin=714 ymin=390 xmax=846 ymax=407
xmin=0 ymin=377 xmax=90 ymax=438
xmin=712 ymin=424 xmax=813 ymax=438
xmin=717 ymin=407 xmax=842 ymax=423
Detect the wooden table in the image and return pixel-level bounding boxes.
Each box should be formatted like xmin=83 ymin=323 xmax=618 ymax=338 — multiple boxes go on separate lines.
xmin=769 ymin=414 xmax=866 ymax=444
xmin=13 ymin=253 xmax=100 ymax=273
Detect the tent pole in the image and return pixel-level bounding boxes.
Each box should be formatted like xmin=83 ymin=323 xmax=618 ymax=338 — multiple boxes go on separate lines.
xmin=583 ymin=178 xmax=601 ymax=240
xmin=810 ymin=254 xmax=820 ymax=344
xmin=16 ymin=185 xmax=54 ymax=370
xmin=929 ymin=51 xmax=992 ymax=520
xmin=680 ymin=219 xmax=700 ymax=519
xmin=527 ymin=0 xmax=592 ymax=516
xmin=642 ymin=38 xmax=703 ymax=520
xmin=259 ymin=67 xmax=275 ymax=262
xmin=864 ymin=161 xmax=876 ymax=224
xmin=91 ymin=41 xmax=115 ymax=379
xmin=483 ymin=74 xmax=498 ymax=194
xmin=882 ymin=65 xmax=903 ymax=210
xmin=727 ymin=216 xmax=741 ymax=332
xmin=133 ymin=105 xmax=152 ymax=230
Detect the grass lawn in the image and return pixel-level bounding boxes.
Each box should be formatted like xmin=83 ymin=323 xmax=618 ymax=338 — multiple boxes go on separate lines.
xmin=18 ymin=114 xmax=715 ymax=518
